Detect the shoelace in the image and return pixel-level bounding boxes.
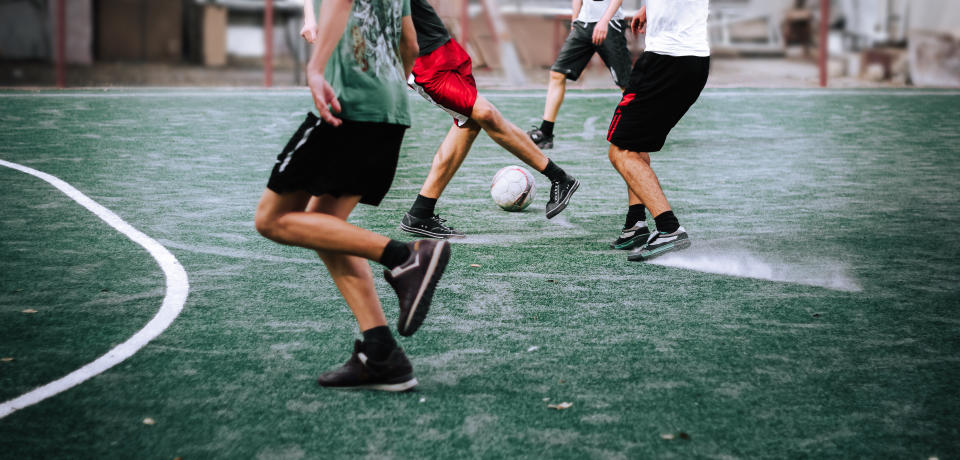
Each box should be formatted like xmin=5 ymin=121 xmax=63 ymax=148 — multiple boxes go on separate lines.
xmin=431 ymin=215 xmax=452 ymax=228
xmin=550 ymin=181 xmax=560 ymax=201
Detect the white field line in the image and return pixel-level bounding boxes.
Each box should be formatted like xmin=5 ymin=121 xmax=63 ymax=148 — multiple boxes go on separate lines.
xmin=0 ymin=159 xmax=189 ymax=419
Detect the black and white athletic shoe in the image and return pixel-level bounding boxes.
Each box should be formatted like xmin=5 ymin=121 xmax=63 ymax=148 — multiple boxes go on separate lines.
xmin=545 ymin=175 xmax=580 ymax=219
xmin=610 ymin=223 xmax=651 ymax=250
xmin=527 ymin=127 xmax=554 ymax=150
xmin=384 ymin=239 xmax=451 ymax=336
xmin=316 ymin=340 xmax=418 ymax=392
xmin=399 ymin=212 xmax=465 ymax=239
xmin=627 ymin=226 xmax=690 ymax=261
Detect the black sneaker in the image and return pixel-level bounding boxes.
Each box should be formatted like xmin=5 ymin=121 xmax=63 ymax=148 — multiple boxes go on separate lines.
xmin=527 ymin=127 xmax=554 ymax=150
xmin=610 ymin=223 xmax=651 ymax=250
xmin=316 ymin=340 xmax=418 ymax=392
xmin=545 ymin=175 xmax=580 ymax=219
xmin=384 ymin=239 xmax=451 ymax=336
xmin=399 ymin=212 xmax=465 ymax=239
xmin=627 ymin=226 xmax=691 ymax=261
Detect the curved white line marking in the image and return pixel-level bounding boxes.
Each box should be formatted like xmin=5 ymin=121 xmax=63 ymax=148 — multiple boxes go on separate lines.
xmin=0 ymin=159 xmax=189 ymax=419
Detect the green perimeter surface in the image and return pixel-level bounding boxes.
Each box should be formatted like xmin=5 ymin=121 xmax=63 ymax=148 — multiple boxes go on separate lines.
xmin=1 ymin=89 xmax=959 ymax=458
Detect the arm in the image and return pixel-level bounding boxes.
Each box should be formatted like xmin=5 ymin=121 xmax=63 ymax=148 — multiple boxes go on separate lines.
xmin=630 ymin=5 xmax=646 ymax=36
xmin=300 ymin=0 xmax=317 ymax=43
xmin=592 ymin=0 xmax=624 ymax=45
xmin=306 ymin=0 xmax=353 ymax=126
xmin=570 ymin=0 xmax=582 ymax=29
xmin=398 ymin=15 xmax=418 ymax=77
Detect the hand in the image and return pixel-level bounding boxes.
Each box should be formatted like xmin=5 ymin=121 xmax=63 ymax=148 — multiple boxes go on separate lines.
xmin=306 ymin=72 xmax=342 ymax=126
xmin=592 ymin=21 xmax=609 ymax=45
xmin=300 ymin=23 xmax=317 ymax=44
xmin=631 ymin=6 xmax=646 ymax=35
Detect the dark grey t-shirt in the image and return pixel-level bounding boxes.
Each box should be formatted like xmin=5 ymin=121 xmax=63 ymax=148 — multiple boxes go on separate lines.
xmin=410 ymin=0 xmax=451 ymax=56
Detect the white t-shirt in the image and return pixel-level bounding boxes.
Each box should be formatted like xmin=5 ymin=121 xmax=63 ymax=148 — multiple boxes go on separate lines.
xmin=644 ymin=0 xmax=710 ymax=57
xmin=577 ymin=0 xmax=625 ymax=23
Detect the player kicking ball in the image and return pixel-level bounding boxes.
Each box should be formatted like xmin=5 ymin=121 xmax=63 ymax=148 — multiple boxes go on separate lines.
xmin=605 ymin=0 xmax=710 ymax=261
xmin=397 ymin=0 xmax=580 ymax=238
xmin=258 ymin=0 xmax=447 ymax=392
xmin=527 ymin=0 xmax=632 ymax=150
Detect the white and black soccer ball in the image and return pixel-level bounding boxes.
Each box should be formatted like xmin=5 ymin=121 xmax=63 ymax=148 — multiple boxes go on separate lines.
xmin=490 ymin=165 xmax=536 ymax=211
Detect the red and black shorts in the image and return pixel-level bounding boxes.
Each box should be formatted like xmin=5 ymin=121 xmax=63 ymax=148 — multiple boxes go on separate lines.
xmin=267 ymin=113 xmax=407 ymax=206
xmin=607 ymin=52 xmax=710 ymax=153
xmin=408 ymin=38 xmax=479 ymax=127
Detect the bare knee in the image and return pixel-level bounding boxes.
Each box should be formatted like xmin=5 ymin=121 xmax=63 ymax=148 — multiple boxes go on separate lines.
xmin=471 ymin=99 xmax=501 ymax=127
xmin=608 ymin=145 xmax=649 ymax=168
xmin=549 ymin=71 xmax=567 ymax=85
xmin=254 ymin=211 xmax=275 ymax=239
xmin=608 ymin=144 xmax=627 ymax=168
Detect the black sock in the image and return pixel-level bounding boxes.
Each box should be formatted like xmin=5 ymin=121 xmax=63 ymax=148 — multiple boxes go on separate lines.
xmin=409 ymin=194 xmax=437 ymax=219
xmin=540 ymin=159 xmax=567 ymax=183
xmin=380 ymin=239 xmax=411 ymax=269
xmin=625 ymin=204 xmax=647 ymax=229
xmin=653 ymin=210 xmax=680 ymax=234
xmin=361 ymin=325 xmax=397 ymax=361
xmin=539 ymin=120 xmax=555 ymax=138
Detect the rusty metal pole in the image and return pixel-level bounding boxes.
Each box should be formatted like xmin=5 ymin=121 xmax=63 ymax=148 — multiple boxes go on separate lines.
xmin=56 ymin=0 xmax=66 ymax=88
xmin=819 ymin=0 xmax=829 ymax=87
xmin=265 ymin=0 xmax=274 ymax=87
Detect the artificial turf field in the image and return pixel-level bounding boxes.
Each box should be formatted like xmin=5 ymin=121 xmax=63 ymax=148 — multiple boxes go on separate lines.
xmin=0 ymin=88 xmax=958 ymax=458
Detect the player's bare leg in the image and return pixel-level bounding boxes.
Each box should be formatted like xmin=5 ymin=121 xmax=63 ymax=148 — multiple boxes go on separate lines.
xmin=608 ymin=145 xmax=689 ymax=260
xmin=254 ymin=189 xmax=390 ymax=261
xmin=608 ymin=146 xmax=670 ymax=216
xmin=471 ymin=95 xmax=549 ymax=172
xmin=305 ymin=194 xmax=387 ymax=332
xmin=401 ymin=122 xmax=479 ymax=239
xmin=419 ymin=121 xmax=481 ymax=199
xmin=527 ymin=71 xmax=567 ymax=149
xmin=543 ymin=70 xmax=568 ymax=123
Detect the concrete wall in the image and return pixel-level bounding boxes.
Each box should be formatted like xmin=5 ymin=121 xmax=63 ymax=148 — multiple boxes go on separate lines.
xmin=0 ymin=0 xmax=93 ymax=64
xmin=0 ymin=0 xmax=50 ymax=60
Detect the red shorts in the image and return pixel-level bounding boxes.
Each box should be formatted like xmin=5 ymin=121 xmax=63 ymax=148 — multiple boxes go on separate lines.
xmin=408 ymin=39 xmax=478 ymax=127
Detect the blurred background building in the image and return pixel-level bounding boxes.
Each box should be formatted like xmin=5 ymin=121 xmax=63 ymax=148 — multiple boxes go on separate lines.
xmin=0 ymin=0 xmax=958 ymax=87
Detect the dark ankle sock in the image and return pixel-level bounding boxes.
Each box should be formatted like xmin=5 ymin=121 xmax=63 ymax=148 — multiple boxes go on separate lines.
xmin=540 ymin=159 xmax=566 ymax=182
xmin=625 ymin=204 xmax=647 ymax=229
xmin=653 ymin=210 xmax=680 ymax=234
xmin=361 ymin=325 xmax=397 ymax=361
xmin=380 ymin=239 xmax=411 ymax=269
xmin=409 ymin=194 xmax=437 ymax=218
xmin=539 ymin=120 xmax=555 ymax=138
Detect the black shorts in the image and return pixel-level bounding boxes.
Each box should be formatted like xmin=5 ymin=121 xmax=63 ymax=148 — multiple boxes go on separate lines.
xmin=607 ymin=52 xmax=710 ymax=153
xmin=551 ymin=20 xmax=632 ymax=88
xmin=266 ymin=113 xmax=407 ymax=206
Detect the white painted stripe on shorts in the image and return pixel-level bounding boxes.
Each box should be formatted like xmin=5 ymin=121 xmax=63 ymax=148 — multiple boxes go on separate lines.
xmin=0 ymin=159 xmax=190 ymax=419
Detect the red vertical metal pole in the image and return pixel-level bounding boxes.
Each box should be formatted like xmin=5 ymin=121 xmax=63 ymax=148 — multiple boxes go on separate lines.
xmin=819 ymin=0 xmax=829 ymax=87
xmin=56 ymin=0 xmax=66 ymax=88
xmin=264 ymin=0 xmax=274 ymax=87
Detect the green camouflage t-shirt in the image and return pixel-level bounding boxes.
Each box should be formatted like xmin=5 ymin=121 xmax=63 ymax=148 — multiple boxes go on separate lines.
xmin=314 ymin=0 xmax=411 ymax=126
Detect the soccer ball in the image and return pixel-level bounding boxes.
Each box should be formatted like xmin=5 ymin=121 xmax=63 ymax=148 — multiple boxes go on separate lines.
xmin=490 ymin=165 xmax=536 ymax=211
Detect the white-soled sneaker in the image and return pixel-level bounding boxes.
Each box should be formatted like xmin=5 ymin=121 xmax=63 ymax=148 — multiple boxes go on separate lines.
xmin=627 ymin=226 xmax=690 ymax=261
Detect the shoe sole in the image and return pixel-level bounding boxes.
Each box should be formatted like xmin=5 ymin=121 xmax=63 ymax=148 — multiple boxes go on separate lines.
xmin=319 ymin=377 xmax=419 ymax=392
xmin=399 ymin=223 xmax=465 ymax=239
xmin=611 ymin=233 xmax=650 ymax=250
xmin=398 ymin=241 xmax=451 ymax=336
xmin=546 ymin=179 xmax=580 ymax=219
xmin=628 ymin=238 xmax=691 ymax=261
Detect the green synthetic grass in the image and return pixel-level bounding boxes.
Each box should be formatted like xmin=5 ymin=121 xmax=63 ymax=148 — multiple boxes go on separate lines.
xmin=1 ymin=88 xmax=959 ymax=458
